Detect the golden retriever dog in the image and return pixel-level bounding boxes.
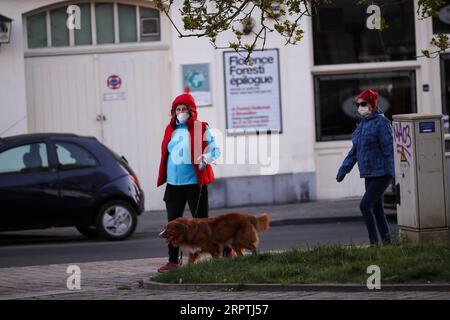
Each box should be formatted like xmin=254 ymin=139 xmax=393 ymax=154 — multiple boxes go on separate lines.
xmin=159 ymin=212 xmax=270 ymax=264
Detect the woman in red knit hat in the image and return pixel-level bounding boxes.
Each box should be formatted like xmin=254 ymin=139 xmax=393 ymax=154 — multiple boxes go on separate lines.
xmin=156 ymin=93 xmax=232 ymax=272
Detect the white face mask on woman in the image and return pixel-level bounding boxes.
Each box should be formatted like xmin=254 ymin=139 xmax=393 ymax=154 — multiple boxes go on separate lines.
xmin=358 ymin=106 xmax=371 ymax=117
xmin=177 ymin=112 xmax=190 ymax=124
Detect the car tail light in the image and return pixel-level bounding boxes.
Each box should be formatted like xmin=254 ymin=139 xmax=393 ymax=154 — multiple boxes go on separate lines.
xmin=130 ymin=174 xmax=141 ymax=189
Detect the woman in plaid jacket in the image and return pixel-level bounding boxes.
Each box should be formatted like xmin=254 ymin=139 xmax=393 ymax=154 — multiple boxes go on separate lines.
xmin=336 ymin=89 xmax=394 ymax=245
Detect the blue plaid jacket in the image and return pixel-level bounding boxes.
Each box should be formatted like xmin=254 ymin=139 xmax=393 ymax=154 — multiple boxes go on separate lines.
xmin=337 ymin=112 xmax=394 ymax=178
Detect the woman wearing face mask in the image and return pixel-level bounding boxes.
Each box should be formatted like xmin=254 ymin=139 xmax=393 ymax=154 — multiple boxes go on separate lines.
xmin=156 ymin=93 xmax=232 ymax=272
xmin=336 ymin=89 xmax=394 ymax=245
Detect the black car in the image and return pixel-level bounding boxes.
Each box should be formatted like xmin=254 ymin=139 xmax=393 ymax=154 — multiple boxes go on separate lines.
xmin=0 ymin=133 xmax=144 ymax=240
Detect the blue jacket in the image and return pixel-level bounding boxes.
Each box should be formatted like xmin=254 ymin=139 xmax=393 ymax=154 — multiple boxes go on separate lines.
xmin=167 ymin=122 xmax=220 ymax=185
xmin=338 ymin=112 xmax=394 ymax=178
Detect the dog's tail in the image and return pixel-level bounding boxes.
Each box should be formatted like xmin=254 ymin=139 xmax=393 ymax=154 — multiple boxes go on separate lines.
xmin=250 ymin=213 xmax=270 ymax=231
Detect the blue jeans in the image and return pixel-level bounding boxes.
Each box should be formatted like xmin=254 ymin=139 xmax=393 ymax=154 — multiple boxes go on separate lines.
xmin=360 ymin=176 xmax=392 ymax=245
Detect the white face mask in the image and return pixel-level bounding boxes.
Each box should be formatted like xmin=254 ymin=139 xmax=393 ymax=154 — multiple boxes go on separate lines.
xmin=358 ymin=106 xmax=370 ymax=117
xmin=177 ymin=112 xmax=190 ymax=123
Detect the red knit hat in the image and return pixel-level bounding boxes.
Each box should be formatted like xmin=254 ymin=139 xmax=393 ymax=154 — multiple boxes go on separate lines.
xmin=171 ymin=93 xmax=198 ymax=120
xmin=356 ymin=89 xmax=379 ymax=110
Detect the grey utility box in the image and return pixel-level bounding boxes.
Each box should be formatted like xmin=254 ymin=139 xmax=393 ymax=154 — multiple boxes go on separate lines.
xmin=392 ymin=114 xmax=449 ymax=243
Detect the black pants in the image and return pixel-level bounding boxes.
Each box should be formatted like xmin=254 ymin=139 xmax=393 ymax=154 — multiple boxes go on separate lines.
xmin=360 ymin=176 xmax=392 ymax=245
xmin=164 ymin=184 xmax=209 ymax=263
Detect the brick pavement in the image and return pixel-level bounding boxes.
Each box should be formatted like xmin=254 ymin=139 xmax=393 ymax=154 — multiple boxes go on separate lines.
xmin=0 ymin=257 xmax=165 ymax=300
xmin=28 ymin=288 xmax=450 ymax=300
xmin=1 ymin=257 xmax=449 ymax=300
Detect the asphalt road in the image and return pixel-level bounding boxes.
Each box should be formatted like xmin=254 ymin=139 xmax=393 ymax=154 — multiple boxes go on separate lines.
xmin=0 ymin=221 xmax=398 ymax=268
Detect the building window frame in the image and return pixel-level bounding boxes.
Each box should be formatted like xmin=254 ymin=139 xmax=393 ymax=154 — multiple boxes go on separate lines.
xmin=309 ymin=0 xmax=421 ymax=143
xmin=311 ymin=0 xmax=417 ymax=66
xmin=440 ymin=53 xmax=450 ymax=115
xmin=432 ymin=0 xmax=450 ymax=34
xmin=140 ymin=17 xmax=160 ymax=37
xmin=23 ymin=0 xmax=164 ymax=55
xmin=314 ymin=69 xmax=418 ymax=142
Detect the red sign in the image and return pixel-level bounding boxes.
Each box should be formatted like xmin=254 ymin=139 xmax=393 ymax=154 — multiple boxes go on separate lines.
xmin=107 ymin=75 xmax=122 ymax=90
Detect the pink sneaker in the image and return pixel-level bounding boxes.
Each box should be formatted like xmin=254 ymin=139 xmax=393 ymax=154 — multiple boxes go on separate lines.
xmin=157 ymin=262 xmax=180 ymax=273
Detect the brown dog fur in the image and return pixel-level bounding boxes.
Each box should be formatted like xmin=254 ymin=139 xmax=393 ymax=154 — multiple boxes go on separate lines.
xmin=159 ymin=213 xmax=270 ymax=264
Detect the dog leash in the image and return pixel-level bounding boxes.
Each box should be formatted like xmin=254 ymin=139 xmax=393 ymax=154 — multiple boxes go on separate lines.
xmin=194 ymin=167 xmax=206 ymax=218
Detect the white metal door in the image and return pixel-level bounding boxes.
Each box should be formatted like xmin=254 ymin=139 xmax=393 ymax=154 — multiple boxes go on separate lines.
xmin=25 ymin=55 xmax=101 ymax=138
xmin=98 ymin=51 xmax=170 ymax=210
xmin=25 ymin=51 xmax=170 ymax=210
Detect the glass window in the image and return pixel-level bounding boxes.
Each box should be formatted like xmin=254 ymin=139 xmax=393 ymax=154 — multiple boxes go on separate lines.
xmin=96 ymin=3 xmax=115 ymax=44
xmin=75 ymin=3 xmax=92 ymax=45
xmin=140 ymin=7 xmax=160 ymax=42
xmin=55 ymin=142 xmax=98 ymax=169
xmin=26 ymin=3 xmax=161 ymax=49
xmin=0 ymin=143 xmax=49 ymax=174
xmin=27 ymin=12 xmax=47 ymax=48
xmin=314 ymin=71 xmax=416 ymax=141
xmin=312 ymin=0 xmax=416 ymax=65
xmin=433 ymin=0 xmax=450 ymax=34
xmin=51 ymin=7 xmax=70 ymax=47
xmin=119 ymin=4 xmax=137 ymax=43
xmin=441 ymin=54 xmax=450 ymax=115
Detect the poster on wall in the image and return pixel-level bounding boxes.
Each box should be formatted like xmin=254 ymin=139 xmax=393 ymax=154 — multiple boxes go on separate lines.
xmin=182 ymin=63 xmax=212 ymax=106
xmin=223 ymin=49 xmax=282 ymax=133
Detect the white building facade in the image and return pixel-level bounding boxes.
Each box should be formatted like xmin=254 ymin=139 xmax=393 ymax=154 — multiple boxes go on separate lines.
xmin=0 ymin=0 xmax=446 ymax=210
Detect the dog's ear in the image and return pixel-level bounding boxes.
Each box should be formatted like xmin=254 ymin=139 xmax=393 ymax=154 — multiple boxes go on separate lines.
xmin=173 ymin=222 xmax=187 ymax=234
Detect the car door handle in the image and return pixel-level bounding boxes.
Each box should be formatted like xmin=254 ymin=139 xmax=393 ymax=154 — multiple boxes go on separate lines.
xmin=34 ymin=180 xmax=50 ymax=186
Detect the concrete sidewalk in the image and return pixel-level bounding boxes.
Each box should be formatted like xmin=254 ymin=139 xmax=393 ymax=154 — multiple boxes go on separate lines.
xmin=141 ymin=197 xmax=397 ymax=233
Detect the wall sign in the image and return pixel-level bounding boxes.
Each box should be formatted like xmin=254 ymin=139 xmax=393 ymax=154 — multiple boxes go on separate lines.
xmin=419 ymin=121 xmax=435 ymax=133
xmin=107 ymin=75 xmax=122 ymax=90
xmin=182 ymin=63 xmax=212 ymax=107
xmin=103 ymin=92 xmax=126 ymax=101
xmin=223 ymin=49 xmax=282 ymax=133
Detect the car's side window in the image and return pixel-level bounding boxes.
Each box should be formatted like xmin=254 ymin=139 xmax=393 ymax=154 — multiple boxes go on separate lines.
xmin=0 ymin=143 xmax=49 ymax=174
xmin=55 ymin=142 xmax=98 ymax=170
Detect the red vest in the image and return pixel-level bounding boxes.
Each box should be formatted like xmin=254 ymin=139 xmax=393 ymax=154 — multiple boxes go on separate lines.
xmin=157 ymin=119 xmax=215 ymax=187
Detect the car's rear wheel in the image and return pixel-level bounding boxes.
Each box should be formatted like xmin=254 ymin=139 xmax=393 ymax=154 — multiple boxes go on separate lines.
xmin=96 ymin=200 xmax=137 ymax=241
xmin=76 ymin=225 xmax=99 ymax=238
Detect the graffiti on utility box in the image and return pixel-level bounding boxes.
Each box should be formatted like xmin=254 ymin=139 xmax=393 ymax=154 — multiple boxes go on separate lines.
xmin=394 ymin=122 xmax=412 ymax=166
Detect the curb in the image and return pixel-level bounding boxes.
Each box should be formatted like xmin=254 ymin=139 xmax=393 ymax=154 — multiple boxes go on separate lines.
xmin=143 ymin=280 xmax=450 ymax=292
xmin=142 ymin=214 xmax=397 ymax=234
xmin=269 ymin=214 xmax=397 ymax=227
